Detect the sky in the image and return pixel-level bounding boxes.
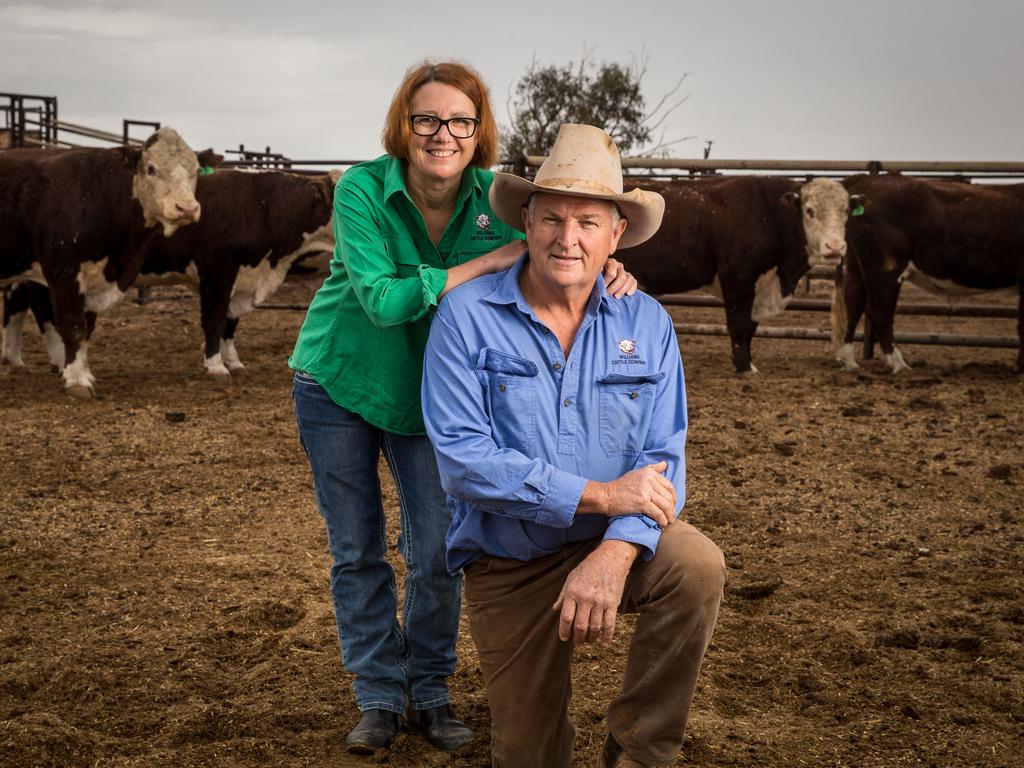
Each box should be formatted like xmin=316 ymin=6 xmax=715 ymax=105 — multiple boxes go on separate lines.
xmin=2 ymin=0 xmax=1022 ymax=167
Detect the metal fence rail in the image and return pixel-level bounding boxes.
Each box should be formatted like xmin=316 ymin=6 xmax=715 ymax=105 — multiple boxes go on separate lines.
xmin=673 ymin=323 xmax=1017 ymax=349
xmin=658 ymin=293 xmax=1017 ymax=319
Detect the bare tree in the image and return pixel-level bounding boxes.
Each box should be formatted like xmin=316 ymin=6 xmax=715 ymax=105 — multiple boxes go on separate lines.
xmin=503 ymin=49 xmax=697 ymax=160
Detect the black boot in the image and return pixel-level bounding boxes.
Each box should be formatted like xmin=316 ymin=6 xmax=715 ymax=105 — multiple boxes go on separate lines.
xmin=407 ymin=704 xmax=473 ymax=751
xmin=346 ymin=709 xmax=401 ymax=754
xmin=602 ymin=732 xmax=624 ymax=768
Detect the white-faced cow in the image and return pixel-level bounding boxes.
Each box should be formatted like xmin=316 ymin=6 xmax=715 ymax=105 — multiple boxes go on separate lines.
xmin=833 ymin=174 xmax=1024 ymax=374
xmin=0 ymin=128 xmax=213 ymax=395
xmin=135 ymin=169 xmax=337 ymax=375
xmin=623 ymin=176 xmax=853 ymax=372
xmin=2 ymin=168 xmax=336 ymax=379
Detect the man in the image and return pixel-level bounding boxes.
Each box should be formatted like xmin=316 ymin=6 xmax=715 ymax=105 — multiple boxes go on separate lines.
xmin=421 ymin=124 xmax=725 ymax=768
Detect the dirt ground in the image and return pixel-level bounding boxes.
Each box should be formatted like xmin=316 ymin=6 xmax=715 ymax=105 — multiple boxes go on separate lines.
xmin=1 ymin=281 xmax=1022 ymax=768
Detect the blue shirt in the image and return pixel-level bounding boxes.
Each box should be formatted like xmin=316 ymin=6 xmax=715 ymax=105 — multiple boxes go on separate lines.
xmin=422 ymin=255 xmax=687 ymax=574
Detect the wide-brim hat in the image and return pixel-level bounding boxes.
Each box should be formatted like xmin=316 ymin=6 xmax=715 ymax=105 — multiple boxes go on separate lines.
xmin=489 ymin=124 xmax=665 ymax=248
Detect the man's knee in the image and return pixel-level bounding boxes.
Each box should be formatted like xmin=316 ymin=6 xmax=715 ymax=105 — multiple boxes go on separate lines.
xmin=652 ymin=523 xmax=726 ymax=602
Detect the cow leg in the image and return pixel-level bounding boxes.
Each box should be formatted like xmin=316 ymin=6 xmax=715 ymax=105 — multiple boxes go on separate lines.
xmin=723 ymin=290 xmax=759 ymax=374
xmin=26 ymin=284 xmax=64 ymax=371
xmin=1017 ymin=277 xmax=1023 ymax=373
xmin=49 ymin=279 xmax=96 ymax=397
xmin=198 ymin=275 xmax=234 ymax=377
xmin=837 ymin=260 xmax=867 ymax=371
xmin=2 ymin=285 xmax=29 ymax=369
xmin=864 ymin=274 xmax=909 ymax=374
xmin=220 ymin=317 xmax=244 ymax=371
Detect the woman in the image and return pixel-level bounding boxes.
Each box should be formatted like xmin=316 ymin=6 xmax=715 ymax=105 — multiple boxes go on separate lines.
xmin=289 ymin=61 xmax=636 ymax=756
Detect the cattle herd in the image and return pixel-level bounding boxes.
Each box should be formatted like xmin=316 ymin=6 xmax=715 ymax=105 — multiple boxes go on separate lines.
xmin=1 ymin=128 xmax=1022 ymax=396
xmin=0 ymin=128 xmax=338 ymax=393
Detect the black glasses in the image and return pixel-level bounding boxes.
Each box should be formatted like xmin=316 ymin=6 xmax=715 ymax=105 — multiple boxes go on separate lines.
xmin=409 ymin=114 xmax=480 ymax=139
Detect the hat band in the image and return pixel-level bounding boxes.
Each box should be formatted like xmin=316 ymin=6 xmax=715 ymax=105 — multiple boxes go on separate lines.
xmin=535 ymin=177 xmax=620 ymax=196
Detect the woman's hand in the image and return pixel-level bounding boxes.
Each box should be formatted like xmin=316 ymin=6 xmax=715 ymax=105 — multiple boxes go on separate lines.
xmin=484 ymin=239 xmax=528 ymax=273
xmin=603 ymin=258 xmax=638 ymax=298
xmin=439 ymin=240 xmax=527 ymax=300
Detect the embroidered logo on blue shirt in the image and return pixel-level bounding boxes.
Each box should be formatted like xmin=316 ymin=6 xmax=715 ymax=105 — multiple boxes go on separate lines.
xmin=614 ymin=338 xmax=646 ymax=366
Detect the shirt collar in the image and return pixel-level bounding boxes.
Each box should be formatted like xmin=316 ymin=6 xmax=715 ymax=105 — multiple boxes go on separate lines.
xmin=483 ymin=254 xmax=616 ymax=317
xmin=383 ymin=156 xmax=483 ymax=207
xmin=383 ymin=155 xmax=407 ymax=201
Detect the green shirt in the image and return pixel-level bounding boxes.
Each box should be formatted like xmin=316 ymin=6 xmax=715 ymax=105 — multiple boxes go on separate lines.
xmin=289 ymin=155 xmax=523 ymax=435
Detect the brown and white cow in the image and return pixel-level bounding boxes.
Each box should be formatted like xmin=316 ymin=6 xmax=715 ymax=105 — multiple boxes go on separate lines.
xmin=623 ymin=176 xmax=853 ymax=372
xmin=834 ymin=174 xmax=1024 ymax=373
xmin=3 ymin=169 xmax=337 ymax=378
xmin=135 ymin=168 xmax=337 ymax=375
xmin=0 ymin=128 xmax=214 ymax=395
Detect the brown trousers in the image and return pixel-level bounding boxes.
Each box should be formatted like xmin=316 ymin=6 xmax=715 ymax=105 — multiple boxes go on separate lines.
xmin=464 ymin=521 xmax=726 ymax=768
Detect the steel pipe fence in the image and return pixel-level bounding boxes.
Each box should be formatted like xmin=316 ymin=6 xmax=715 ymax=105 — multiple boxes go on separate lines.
xmin=672 ymin=323 xmax=1017 ymax=349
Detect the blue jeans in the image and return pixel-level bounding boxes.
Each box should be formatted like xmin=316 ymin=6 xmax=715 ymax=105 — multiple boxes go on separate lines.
xmin=292 ymin=371 xmax=460 ymax=715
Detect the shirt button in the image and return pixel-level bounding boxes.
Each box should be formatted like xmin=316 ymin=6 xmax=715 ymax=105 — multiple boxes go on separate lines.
xmin=498 ymin=384 xmax=506 ymax=392
xmin=553 ymin=362 xmax=562 ymax=371
xmin=563 ymin=399 xmax=572 ymax=407
xmin=630 ymin=391 xmax=639 ymax=400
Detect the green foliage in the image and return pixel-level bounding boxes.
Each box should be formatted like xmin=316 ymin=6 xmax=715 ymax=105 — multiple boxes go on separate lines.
xmin=503 ymin=57 xmax=651 ymax=159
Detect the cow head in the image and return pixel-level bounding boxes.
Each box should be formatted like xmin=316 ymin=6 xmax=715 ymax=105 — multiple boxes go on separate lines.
xmin=128 ymin=127 xmax=205 ymax=236
xmin=783 ymin=178 xmax=852 ymax=267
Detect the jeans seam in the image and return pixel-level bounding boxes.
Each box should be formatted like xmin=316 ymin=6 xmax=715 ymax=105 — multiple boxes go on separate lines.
xmin=376 ymin=463 xmax=408 ymax=683
xmin=382 ymin=436 xmax=417 ymax=632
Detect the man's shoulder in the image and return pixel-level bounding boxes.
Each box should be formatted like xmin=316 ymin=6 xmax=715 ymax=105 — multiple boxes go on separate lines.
xmin=611 ymin=288 xmax=672 ymax=325
xmin=438 ymin=270 xmax=507 ymax=316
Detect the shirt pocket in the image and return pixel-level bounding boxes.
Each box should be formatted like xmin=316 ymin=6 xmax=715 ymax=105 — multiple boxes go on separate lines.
xmin=596 ymin=372 xmax=665 ymax=457
xmin=475 ymin=347 xmax=539 ymax=455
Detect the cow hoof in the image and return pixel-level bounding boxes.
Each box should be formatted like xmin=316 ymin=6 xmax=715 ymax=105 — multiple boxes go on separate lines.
xmin=3 ymin=362 xmax=28 ymax=374
xmin=66 ymin=384 xmax=94 ymax=399
xmin=226 ymin=362 xmax=246 ymax=373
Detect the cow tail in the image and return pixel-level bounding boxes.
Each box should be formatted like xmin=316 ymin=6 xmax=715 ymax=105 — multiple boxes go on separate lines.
xmin=830 ymin=262 xmax=847 ymax=349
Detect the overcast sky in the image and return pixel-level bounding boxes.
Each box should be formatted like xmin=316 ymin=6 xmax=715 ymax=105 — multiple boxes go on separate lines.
xmin=2 ymin=0 xmax=1022 ymax=165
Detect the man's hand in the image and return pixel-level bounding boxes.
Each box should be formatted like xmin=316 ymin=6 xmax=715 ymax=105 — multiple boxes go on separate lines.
xmin=602 ymin=257 xmax=638 ymax=298
xmin=578 ymin=461 xmax=677 ymax=528
xmin=552 ymin=540 xmax=639 ymax=644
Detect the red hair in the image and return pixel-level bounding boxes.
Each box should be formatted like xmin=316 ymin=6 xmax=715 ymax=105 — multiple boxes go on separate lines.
xmin=382 ymin=60 xmax=499 ymax=168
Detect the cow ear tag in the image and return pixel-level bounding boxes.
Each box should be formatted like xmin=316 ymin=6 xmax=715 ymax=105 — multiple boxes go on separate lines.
xmin=851 ymin=204 xmax=865 ymax=217
xmin=199 ymin=166 xmax=215 ymax=175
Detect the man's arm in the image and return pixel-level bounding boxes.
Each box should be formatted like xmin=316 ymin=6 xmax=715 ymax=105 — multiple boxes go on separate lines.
xmin=423 ymin=304 xmax=587 ymax=528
